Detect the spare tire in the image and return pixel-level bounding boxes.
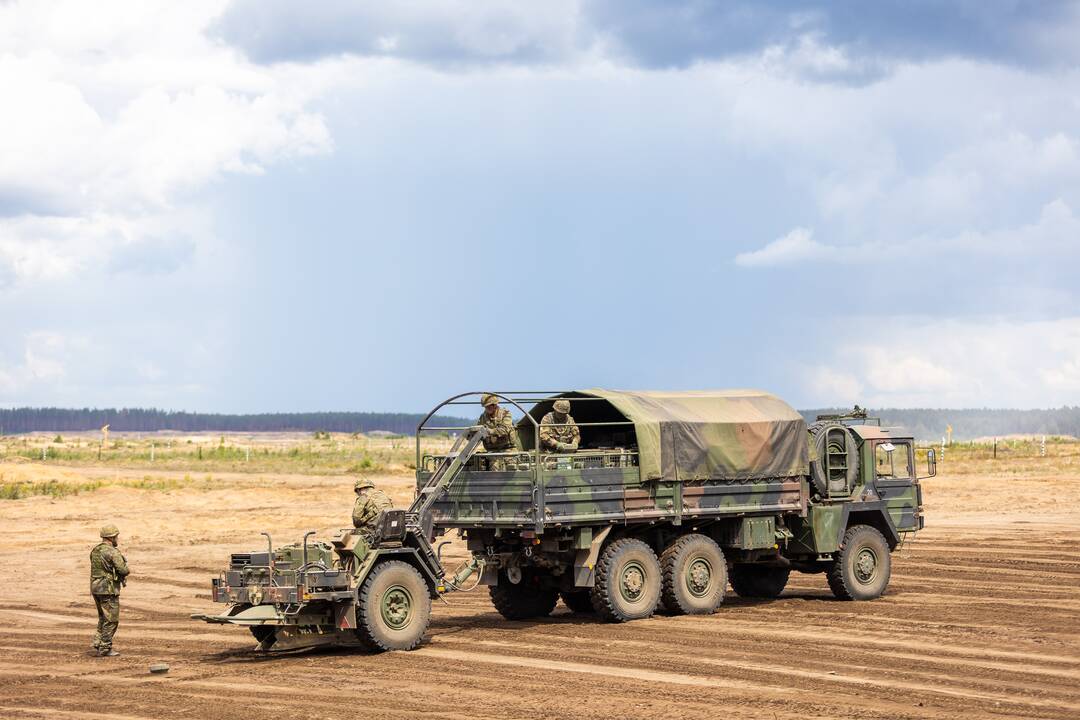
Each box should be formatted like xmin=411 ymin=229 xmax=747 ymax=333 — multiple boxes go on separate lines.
xmin=808 ymin=421 xmax=858 ymax=497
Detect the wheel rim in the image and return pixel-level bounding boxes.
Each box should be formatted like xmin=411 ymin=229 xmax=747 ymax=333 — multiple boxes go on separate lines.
xmin=620 ymin=560 xmax=647 ymax=603
xmin=381 ymin=585 xmax=413 ymax=630
xmin=854 ymin=547 xmax=878 ymax=584
xmin=685 ymin=557 xmax=713 ymax=597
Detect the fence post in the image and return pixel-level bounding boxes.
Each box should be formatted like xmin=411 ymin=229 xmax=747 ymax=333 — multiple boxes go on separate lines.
xmin=1041 ymin=436 xmax=1046 ymax=458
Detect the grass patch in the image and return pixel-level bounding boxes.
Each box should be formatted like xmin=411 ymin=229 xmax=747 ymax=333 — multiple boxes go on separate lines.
xmin=0 ymin=473 xmax=212 ymax=500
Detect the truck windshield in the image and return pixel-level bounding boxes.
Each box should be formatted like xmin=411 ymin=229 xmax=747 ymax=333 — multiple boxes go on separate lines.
xmin=875 ymin=441 xmax=913 ymax=479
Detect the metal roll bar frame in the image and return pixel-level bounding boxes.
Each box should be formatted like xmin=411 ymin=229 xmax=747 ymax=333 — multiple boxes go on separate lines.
xmin=415 ymin=391 xmax=635 ymax=536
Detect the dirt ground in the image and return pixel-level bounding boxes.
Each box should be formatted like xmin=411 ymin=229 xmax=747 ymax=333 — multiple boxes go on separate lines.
xmin=1 ymin=453 xmax=1078 ymax=719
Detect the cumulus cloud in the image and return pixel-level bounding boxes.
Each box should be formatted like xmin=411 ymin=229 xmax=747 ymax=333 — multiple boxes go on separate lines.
xmin=0 ymin=0 xmax=333 ymax=288
xmin=734 ymin=227 xmax=835 ymax=267
xmin=798 ymin=317 xmax=1080 ymax=408
xmin=736 ymin=198 xmax=1080 ymax=269
xmin=216 ymin=0 xmax=1080 ymax=72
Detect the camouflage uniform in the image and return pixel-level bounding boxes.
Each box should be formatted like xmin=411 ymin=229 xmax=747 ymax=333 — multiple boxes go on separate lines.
xmin=540 ymin=411 xmax=580 ymax=452
xmin=352 ymin=479 xmax=393 ymax=541
xmin=478 ymin=406 xmax=518 ymax=452
xmin=90 ymin=527 xmax=129 ymax=655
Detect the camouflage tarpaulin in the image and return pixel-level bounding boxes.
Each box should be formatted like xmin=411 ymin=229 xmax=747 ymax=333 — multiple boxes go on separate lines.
xmin=586 ymin=389 xmax=808 ymax=481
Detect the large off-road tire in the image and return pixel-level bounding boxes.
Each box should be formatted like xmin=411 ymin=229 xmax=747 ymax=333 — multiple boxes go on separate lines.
xmin=560 ymin=590 xmax=595 ymax=614
xmin=828 ymin=525 xmax=891 ymax=601
xmin=489 ymin=570 xmax=559 ymax=620
xmin=659 ymin=534 xmax=727 ymax=615
xmin=729 ymin=565 xmax=791 ymax=598
xmin=591 ymin=538 xmax=662 ymax=622
xmin=355 ymin=560 xmax=431 ymax=651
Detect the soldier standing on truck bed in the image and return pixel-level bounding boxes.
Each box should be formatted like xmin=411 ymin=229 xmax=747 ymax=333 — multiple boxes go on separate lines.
xmin=478 ymin=394 xmax=518 ymax=452
xmin=90 ymin=524 xmax=129 ymax=657
xmin=540 ymin=399 xmax=580 ymax=453
xmin=352 ymin=478 xmax=393 ymax=541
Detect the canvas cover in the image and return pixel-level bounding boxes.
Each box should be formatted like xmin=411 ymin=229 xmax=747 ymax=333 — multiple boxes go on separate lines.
xmin=583 ymin=389 xmax=808 ymax=481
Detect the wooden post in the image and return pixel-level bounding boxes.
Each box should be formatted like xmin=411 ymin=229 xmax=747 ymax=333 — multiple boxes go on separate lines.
xmin=993 ymin=438 xmax=997 ymax=459
xmin=150 ymin=443 xmax=155 ymax=462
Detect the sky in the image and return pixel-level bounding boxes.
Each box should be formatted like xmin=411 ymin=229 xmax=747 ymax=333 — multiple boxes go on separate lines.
xmin=1 ymin=0 xmax=1079 ymax=413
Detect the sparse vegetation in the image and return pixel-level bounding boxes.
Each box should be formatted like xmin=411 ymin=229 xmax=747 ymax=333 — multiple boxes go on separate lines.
xmin=0 ymin=472 xmax=212 ymax=500
xmin=0 ymin=432 xmax=452 ymax=477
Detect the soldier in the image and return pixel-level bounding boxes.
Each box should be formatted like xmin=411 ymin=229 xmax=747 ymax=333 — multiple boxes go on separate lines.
xmin=352 ymin=477 xmax=393 ymax=541
xmin=90 ymin=524 xmax=129 ymax=657
xmin=478 ymin=393 xmax=518 ymax=452
xmin=540 ymin=399 xmax=580 ymax=453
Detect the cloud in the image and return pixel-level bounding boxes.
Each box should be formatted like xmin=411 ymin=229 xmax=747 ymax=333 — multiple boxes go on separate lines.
xmin=735 ymin=198 xmax=1080 ymax=269
xmin=797 ymin=317 xmax=1080 ymax=408
xmin=734 ymin=227 xmax=835 ymax=267
xmin=215 ymin=1 xmax=1080 ymax=72
xmin=214 ymin=0 xmax=585 ymax=66
xmin=0 ymin=0 xmax=334 ymax=289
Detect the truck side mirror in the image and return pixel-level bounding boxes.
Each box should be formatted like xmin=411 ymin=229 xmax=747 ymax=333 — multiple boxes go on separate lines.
xmin=926 ymin=448 xmax=937 ymax=477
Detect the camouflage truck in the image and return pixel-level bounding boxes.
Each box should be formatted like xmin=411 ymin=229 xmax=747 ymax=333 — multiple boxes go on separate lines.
xmin=194 ymin=389 xmax=931 ymax=651
xmin=417 ymin=390 xmax=932 ymax=622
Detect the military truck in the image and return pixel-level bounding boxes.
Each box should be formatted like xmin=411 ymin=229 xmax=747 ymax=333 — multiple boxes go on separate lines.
xmin=194 ymin=389 xmax=931 ymax=651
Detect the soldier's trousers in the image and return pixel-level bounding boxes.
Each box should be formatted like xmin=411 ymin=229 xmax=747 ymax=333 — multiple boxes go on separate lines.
xmin=92 ymin=594 xmax=120 ymax=650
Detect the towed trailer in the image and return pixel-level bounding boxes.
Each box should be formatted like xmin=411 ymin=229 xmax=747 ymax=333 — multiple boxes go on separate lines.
xmin=194 ymin=389 xmax=932 ymax=650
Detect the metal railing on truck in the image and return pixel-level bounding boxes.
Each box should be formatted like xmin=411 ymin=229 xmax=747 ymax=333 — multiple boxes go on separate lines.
xmin=416 ymin=391 xmax=638 ymax=535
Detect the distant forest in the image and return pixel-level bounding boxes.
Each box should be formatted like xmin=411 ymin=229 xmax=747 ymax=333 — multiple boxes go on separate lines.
xmin=1 ymin=406 xmax=1078 ymax=440
xmin=0 ymin=408 xmax=471 ymax=436
xmin=802 ymin=407 xmax=1080 ymax=441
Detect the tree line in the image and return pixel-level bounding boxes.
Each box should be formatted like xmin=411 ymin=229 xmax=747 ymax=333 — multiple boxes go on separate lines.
xmin=1 ymin=405 xmax=1078 ymax=440
xmin=802 ymin=407 xmax=1080 ymax=441
xmin=0 ymin=408 xmax=471 ymax=436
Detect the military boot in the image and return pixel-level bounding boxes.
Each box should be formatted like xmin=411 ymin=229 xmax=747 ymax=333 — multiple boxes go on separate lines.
xmin=98 ymin=649 xmax=120 ymax=657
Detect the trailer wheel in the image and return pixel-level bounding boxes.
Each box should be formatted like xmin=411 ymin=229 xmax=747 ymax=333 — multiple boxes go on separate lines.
xmin=828 ymin=525 xmax=891 ymax=601
xmin=592 ymin=538 xmax=662 ymax=622
xmin=729 ymin=565 xmax=790 ymax=598
xmin=559 ymin=590 xmax=595 ymax=614
xmin=356 ymin=560 xmax=431 ymax=651
xmin=489 ymin=570 xmax=559 ymax=620
xmin=660 ymin=534 xmax=726 ymax=615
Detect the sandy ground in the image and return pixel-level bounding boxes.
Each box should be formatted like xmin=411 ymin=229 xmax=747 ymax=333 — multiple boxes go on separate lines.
xmin=0 ymin=459 xmax=1078 ymax=720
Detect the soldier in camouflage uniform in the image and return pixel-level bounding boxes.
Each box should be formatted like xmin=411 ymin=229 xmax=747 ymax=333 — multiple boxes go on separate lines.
xmin=90 ymin=524 xmax=129 ymax=657
xmin=478 ymin=394 xmax=518 ymax=452
xmin=540 ymin=399 xmax=580 ymax=453
xmin=477 ymin=394 xmax=519 ymax=470
xmin=352 ymin=477 xmax=393 ymax=541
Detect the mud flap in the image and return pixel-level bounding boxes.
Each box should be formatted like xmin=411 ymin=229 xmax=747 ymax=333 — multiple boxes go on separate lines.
xmin=334 ymin=601 xmax=357 ymax=630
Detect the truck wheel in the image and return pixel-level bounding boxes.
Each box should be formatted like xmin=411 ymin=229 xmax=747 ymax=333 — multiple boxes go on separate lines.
xmin=559 ymin=590 xmax=594 ymax=614
xmin=592 ymin=538 xmax=662 ymax=622
xmin=659 ymin=534 xmax=726 ymax=615
xmin=828 ymin=525 xmax=891 ymax=601
xmin=489 ymin=571 xmax=559 ymax=620
xmin=356 ymin=560 xmax=431 ymax=651
xmin=729 ymin=565 xmax=790 ymax=598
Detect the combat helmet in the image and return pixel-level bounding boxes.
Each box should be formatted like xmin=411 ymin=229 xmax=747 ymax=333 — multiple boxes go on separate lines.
xmin=354 ymin=477 xmax=375 ymax=492
xmin=481 ymin=393 xmax=500 ymax=407
xmin=552 ymin=399 xmax=571 ymax=414
xmin=100 ymin=524 xmax=120 ymax=538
